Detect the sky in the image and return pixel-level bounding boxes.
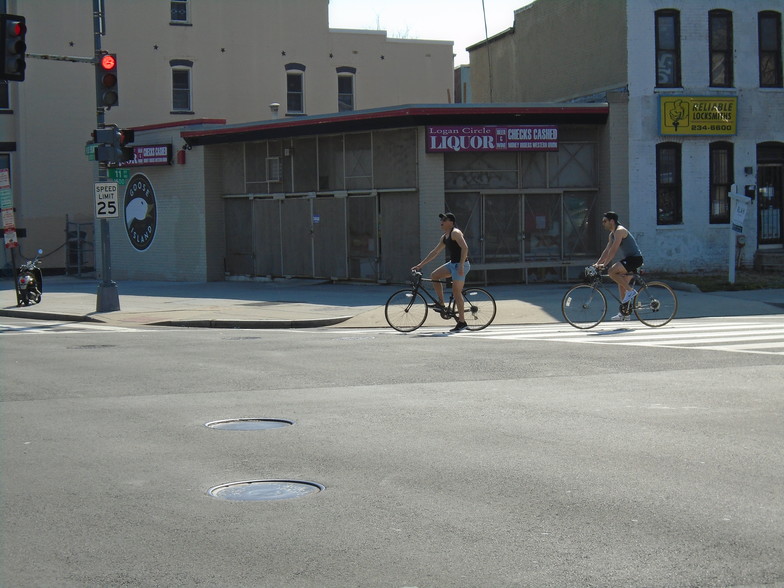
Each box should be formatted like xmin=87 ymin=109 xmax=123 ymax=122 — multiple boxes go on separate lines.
xmin=328 ymin=0 xmax=535 ymax=65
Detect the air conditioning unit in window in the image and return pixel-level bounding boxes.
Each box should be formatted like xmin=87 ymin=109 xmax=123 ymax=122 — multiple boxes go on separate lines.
xmin=266 ymin=157 xmax=282 ymax=182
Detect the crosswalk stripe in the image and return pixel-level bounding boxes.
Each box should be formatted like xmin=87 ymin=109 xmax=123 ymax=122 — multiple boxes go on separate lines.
xmin=458 ymin=317 xmax=784 ymax=356
xmin=1 ymin=321 xmax=147 ymax=334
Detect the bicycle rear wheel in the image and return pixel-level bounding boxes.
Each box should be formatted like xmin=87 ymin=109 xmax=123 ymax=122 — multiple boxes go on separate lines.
xmin=461 ymin=287 xmax=496 ymax=331
xmin=384 ymin=289 xmax=428 ymax=332
xmin=562 ymin=284 xmax=607 ymax=329
xmin=633 ymin=281 xmax=677 ymax=327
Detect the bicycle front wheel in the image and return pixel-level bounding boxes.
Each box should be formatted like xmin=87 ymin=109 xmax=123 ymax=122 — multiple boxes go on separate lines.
xmin=384 ymin=289 xmax=428 ymax=332
xmin=633 ymin=281 xmax=677 ymax=327
xmin=461 ymin=288 xmax=496 ymax=331
xmin=562 ymin=284 xmax=607 ymax=329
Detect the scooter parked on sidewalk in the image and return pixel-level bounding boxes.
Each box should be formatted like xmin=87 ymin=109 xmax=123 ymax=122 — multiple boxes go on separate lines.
xmin=15 ymin=249 xmax=43 ymax=306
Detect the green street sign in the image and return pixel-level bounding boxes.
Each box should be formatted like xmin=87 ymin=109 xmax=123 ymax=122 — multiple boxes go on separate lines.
xmin=108 ymin=168 xmax=130 ymax=185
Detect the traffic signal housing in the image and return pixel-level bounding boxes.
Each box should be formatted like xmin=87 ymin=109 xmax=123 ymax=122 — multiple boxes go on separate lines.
xmin=95 ymin=52 xmax=119 ymax=108
xmin=1 ymin=14 xmax=27 ymax=81
xmin=91 ymin=126 xmax=135 ymax=164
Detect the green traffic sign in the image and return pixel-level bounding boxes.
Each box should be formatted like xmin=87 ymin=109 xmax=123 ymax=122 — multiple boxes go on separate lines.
xmin=108 ymin=168 xmax=130 ymax=185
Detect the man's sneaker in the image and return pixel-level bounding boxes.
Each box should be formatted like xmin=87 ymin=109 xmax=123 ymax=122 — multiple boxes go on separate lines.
xmin=622 ymin=289 xmax=638 ymax=304
xmin=429 ymin=302 xmax=446 ymax=311
xmin=610 ymin=312 xmax=629 ymax=321
xmin=450 ymin=321 xmax=468 ymax=332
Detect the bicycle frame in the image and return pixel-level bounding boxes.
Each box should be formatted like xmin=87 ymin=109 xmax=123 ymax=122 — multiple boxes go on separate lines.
xmin=562 ymin=266 xmax=678 ymax=329
xmin=384 ymin=271 xmax=497 ymax=332
xmin=408 ymin=272 xmax=459 ymax=319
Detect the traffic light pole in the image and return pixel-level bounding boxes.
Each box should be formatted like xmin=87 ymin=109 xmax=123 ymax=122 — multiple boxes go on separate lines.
xmin=93 ymin=0 xmax=119 ymax=312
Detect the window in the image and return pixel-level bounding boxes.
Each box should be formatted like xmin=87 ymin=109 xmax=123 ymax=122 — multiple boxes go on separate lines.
xmin=710 ymin=142 xmax=733 ymax=224
xmin=171 ymin=65 xmax=192 ymax=112
xmin=759 ymin=11 xmax=783 ymax=87
xmin=656 ymin=143 xmax=682 ymax=225
xmin=655 ymin=10 xmax=681 ymax=88
xmin=285 ymin=63 xmax=305 ymax=114
xmin=337 ymin=68 xmax=355 ymax=112
xmin=171 ymin=0 xmax=188 ymax=23
xmin=709 ymin=10 xmax=733 ymax=87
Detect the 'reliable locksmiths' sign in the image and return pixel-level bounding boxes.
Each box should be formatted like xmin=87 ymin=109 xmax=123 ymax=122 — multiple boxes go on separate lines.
xmin=659 ymin=96 xmax=737 ymax=136
xmin=426 ymin=126 xmax=559 ymax=153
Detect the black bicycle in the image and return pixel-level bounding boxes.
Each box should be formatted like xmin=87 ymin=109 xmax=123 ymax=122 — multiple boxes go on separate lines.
xmin=384 ymin=271 xmax=497 ymax=333
xmin=562 ymin=266 xmax=678 ymax=329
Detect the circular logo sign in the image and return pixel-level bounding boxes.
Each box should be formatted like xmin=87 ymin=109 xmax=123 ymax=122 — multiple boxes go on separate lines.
xmin=124 ymin=173 xmax=157 ymax=251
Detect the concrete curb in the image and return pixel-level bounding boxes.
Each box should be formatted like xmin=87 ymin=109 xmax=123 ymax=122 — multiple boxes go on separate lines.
xmin=0 ymin=309 xmax=102 ymax=323
xmin=148 ymin=316 xmax=353 ymax=329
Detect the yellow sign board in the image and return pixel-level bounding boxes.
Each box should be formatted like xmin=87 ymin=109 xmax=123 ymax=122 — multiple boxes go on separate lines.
xmin=659 ymin=96 xmax=737 ymax=136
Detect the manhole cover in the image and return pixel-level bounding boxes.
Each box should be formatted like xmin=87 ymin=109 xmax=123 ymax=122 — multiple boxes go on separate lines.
xmin=205 ymin=418 xmax=293 ymax=430
xmin=208 ymin=480 xmax=324 ymax=501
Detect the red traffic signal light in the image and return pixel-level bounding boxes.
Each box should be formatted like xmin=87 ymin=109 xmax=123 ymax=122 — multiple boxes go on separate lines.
xmin=95 ymin=52 xmax=119 ymax=108
xmin=0 ymin=14 xmax=27 ymax=82
xmin=99 ymin=53 xmax=116 ymax=70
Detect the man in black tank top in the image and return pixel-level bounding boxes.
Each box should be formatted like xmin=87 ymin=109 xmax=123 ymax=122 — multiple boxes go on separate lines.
xmin=594 ymin=211 xmax=644 ymax=321
xmin=412 ymin=212 xmax=471 ymax=331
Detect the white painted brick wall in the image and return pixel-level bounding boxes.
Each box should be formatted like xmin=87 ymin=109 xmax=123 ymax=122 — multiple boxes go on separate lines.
xmin=626 ymin=0 xmax=784 ymax=273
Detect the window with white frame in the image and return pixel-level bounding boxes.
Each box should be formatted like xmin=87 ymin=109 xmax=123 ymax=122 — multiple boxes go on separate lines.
xmin=337 ymin=67 xmax=356 ymax=112
xmin=171 ymin=0 xmax=188 ymax=24
xmin=759 ymin=11 xmax=783 ymax=88
xmin=286 ymin=64 xmax=305 ymax=115
xmin=171 ymin=61 xmax=193 ymax=112
xmin=655 ymin=10 xmax=681 ymax=88
xmin=709 ymin=142 xmax=733 ymax=224
xmin=709 ymin=10 xmax=733 ymax=87
xmin=656 ymin=142 xmax=682 ymax=225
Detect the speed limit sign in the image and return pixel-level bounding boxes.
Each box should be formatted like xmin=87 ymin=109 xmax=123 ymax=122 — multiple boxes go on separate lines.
xmin=95 ymin=182 xmax=119 ymax=218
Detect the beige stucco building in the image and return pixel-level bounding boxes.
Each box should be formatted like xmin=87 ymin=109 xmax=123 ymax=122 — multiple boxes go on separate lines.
xmin=1 ymin=0 xmax=454 ymax=273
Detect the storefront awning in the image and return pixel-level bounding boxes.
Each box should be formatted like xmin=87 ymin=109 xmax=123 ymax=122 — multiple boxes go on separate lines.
xmin=180 ymin=103 xmax=609 ymax=147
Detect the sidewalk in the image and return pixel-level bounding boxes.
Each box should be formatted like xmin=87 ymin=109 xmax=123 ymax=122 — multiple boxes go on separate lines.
xmin=1 ymin=275 xmax=782 ymax=329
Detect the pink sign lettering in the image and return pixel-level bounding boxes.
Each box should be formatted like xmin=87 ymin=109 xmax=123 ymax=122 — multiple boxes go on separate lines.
xmin=426 ymin=126 xmax=558 ymax=152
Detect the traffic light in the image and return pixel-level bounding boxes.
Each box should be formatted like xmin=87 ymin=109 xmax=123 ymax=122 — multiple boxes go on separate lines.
xmin=95 ymin=52 xmax=119 ymax=108
xmin=0 ymin=14 xmax=27 ymax=82
xmin=91 ymin=126 xmax=135 ymax=164
xmin=118 ymin=128 xmax=135 ymax=162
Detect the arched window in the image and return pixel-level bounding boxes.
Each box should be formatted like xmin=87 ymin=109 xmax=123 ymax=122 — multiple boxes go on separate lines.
xmin=709 ymin=10 xmax=733 ymax=87
xmin=337 ymin=67 xmax=356 ymax=112
xmin=709 ymin=142 xmax=733 ymax=224
xmin=285 ymin=63 xmax=306 ymax=114
xmin=656 ymin=142 xmax=682 ymax=225
xmin=170 ymin=59 xmax=193 ymax=113
xmin=655 ymin=10 xmax=681 ymax=88
xmin=759 ymin=11 xmax=783 ymax=87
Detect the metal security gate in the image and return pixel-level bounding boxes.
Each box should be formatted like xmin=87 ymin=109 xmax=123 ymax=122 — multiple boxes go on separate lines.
xmin=445 ymin=191 xmax=598 ymax=283
xmin=379 ymin=191 xmax=419 ymax=283
xmin=225 ymin=198 xmax=254 ymax=275
xmin=758 ymin=163 xmax=782 ymax=244
xmin=313 ymin=197 xmax=348 ymax=278
xmin=226 ymin=192 xmax=422 ymax=282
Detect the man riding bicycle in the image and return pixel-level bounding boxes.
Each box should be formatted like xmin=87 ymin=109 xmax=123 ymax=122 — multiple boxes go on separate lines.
xmin=593 ymin=211 xmax=644 ymax=321
xmin=412 ymin=212 xmax=470 ymax=332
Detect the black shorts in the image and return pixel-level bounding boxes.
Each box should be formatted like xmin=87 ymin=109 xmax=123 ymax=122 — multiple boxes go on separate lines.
xmin=621 ymin=256 xmax=643 ymax=272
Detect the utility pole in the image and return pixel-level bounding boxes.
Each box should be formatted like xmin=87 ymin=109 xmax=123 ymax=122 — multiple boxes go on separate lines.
xmin=93 ymin=0 xmax=120 ymax=312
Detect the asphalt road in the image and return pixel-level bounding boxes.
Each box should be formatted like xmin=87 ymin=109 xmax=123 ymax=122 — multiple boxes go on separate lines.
xmin=2 ymin=318 xmax=783 ymax=587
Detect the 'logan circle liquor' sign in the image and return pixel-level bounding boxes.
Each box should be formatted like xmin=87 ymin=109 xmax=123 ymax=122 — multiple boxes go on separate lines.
xmin=426 ymin=125 xmax=559 ymax=152
xmin=124 ymin=173 xmax=157 ymax=251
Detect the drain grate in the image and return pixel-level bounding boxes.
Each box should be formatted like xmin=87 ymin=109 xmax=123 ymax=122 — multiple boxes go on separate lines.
xmin=208 ymin=480 xmax=324 ymax=501
xmin=205 ymin=418 xmax=293 ymax=430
